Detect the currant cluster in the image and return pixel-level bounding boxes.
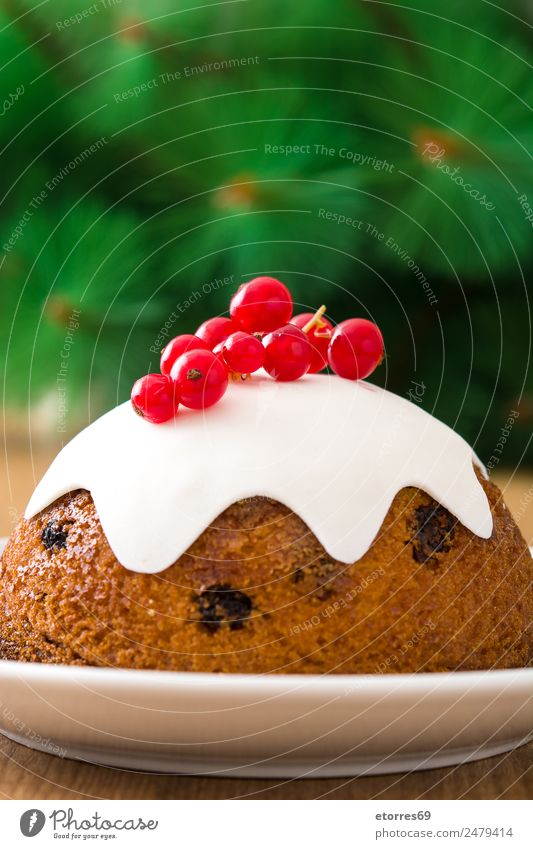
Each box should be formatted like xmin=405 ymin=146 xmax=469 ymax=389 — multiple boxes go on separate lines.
xmin=131 ymin=276 xmax=384 ymax=423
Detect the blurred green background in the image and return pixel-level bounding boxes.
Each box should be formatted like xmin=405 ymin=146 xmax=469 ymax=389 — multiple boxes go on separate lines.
xmin=0 ymin=0 xmax=531 ymax=466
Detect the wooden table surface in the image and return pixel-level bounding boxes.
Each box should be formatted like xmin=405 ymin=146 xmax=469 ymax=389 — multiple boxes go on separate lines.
xmin=1 ymin=444 xmax=532 ymax=800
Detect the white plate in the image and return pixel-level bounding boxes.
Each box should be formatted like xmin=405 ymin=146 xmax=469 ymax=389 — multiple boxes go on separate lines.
xmin=0 ymin=539 xmax=532 ymax=778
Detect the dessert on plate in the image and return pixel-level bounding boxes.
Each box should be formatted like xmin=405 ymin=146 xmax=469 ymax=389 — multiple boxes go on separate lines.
xmin=1 ymin=278 xmax=531 ymax=674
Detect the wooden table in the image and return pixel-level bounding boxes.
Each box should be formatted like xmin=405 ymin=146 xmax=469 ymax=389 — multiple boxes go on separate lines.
xmin=1 ymin=445 xmax=532 ymax=800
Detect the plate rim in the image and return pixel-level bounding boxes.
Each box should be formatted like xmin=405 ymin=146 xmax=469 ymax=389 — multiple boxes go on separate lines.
xmin=1 ymin=657 xmax=532 ymax=694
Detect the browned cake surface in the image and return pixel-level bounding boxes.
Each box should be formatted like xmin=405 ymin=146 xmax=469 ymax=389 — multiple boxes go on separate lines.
xmin=0 ymin=471 xmax=531 ymax=674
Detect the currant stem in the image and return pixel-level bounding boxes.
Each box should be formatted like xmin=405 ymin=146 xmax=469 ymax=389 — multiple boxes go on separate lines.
xmin=302 ymin=304 xmax=327 ymax=334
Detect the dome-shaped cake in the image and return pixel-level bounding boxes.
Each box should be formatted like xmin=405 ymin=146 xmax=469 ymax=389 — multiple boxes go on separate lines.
xmin=1 ymin=374 xmax=531 ymax=673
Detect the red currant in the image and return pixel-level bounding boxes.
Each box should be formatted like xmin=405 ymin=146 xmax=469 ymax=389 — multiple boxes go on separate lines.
xmin=196 ymin=316 xmax=238 ymax=349
xmin=160 ymin=334 xmax=208 ymax=376
xmin=221 ymin=331 xmax=265 ymax=374
xmin=131 ymin=374 xmax=179 ymax=423
xmin=170 ymin=349 xmax=229 ymax=409
xmin=263 ymin=324 xmax=311 ymax=381
xmin=230 ymin=276 xmax=293 ymax=333
xmin=327 ymin=318 xmax=384 ymax=380
xmin=290 ymin=310 xmax=333 ymax=373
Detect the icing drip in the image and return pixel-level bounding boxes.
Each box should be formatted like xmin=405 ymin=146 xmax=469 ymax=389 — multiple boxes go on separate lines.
xmin=25 ymin=374 xmax=493 ymax=573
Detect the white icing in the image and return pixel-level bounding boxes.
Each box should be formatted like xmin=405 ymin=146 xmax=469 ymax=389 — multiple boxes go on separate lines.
xmin=25 ymin=373 xmax=493 ymax=574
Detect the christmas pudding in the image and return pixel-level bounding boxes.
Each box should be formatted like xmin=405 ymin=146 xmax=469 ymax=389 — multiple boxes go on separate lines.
xmin=1 ymin=279 xmax=531 ymax=674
